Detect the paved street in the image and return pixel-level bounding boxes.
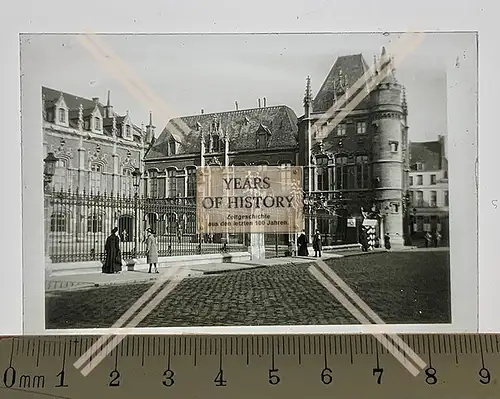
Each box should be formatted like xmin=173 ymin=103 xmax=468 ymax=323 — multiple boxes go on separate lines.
xmin=46 ymin=250 xmax=451 ymax=329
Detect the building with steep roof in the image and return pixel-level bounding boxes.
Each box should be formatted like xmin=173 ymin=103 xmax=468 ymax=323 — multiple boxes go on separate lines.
xmin=408 ymin=136 xmax=449 ymax=238
xmin=144 ymin=47 xmax=413 ymax=247
xmin=42 ymin=87 xmax=153 ymax=240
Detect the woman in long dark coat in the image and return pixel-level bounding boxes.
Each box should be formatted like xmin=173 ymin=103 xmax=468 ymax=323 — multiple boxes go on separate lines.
xmin=297 ymin=230 xmax=309 ymax=256
xmin=103 ymin=227 xmax=122 ymax=274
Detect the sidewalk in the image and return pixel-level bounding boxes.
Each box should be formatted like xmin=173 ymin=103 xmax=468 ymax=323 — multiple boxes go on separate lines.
xmin=45 ymin=253 xmax=343 ymax=292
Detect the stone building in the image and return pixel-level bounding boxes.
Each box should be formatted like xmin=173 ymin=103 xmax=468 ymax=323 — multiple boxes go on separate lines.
xmin=43 ymin=86 xmax=154 ymax=244
xmin=408 ymin=135 xmax=449 ymax=238
xmin=144 ymin=47 xmax=411 ymax=247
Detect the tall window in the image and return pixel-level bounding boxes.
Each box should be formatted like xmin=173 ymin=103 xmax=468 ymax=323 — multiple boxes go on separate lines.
xmin=279 ymin=162 xmax=292 ymax=187
xmin=90 ymin=164 xmax=102 ymax=193
xmin=417 ymin=175 xmax=423 ymax=185
xmin=316 ymin=157 xmax=329 ymax=191
xmin=416 ymin=191 xmax=424 ymax=207
xmin=58 ymin=108 xmax=66 ymax=123
xmin=122 ymin=169 xmax=132 ymax=196
xmin=335 ymin=156 xmax=348 ymax=190
xmin=186 ymin=168 xmax=196 ymax=197
xmin=355 ymin=155 xmax=369 ymax=189
xmin=53 ymin=160 xmax=67 ymax=191
xmin=167 ymin=169 xmax=177 ymax=198
xmin=212 ymin=135 xmax=221 ymax=152
xmin=87 ymin=213 xmax=103 ymax=233
xmin=389 ymin=141 xmax=399 ymax=152
xmin=176 ymin=175 xmax=185 ymax=197
xmin=430 ymin=174 xmax=436 ymax=185
xmin=50 ymin=213 xmax=67 ymax=232
xmin=430 ymin=191 xmax=437 ymax=207
xmin=336 ymin=124 xmax=347 ymax=136
xmin=409 ymin=176 xmax=414 ymax=186
xmin=95 ymin=117 xmax=101 ymax=131
xmin=126 ymin=125 xmax=131 ymax=137
xmin=148 ymin=170 xmax=159 ymax=198
xmin=356 ymin=121 xmax=367 ymax=134
xmin=445 ymin=190 xmax=449 ymax=206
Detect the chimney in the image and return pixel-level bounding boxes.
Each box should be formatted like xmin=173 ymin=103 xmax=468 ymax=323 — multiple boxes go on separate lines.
xmin=105 ymin=90 xmax=113 ymax=118
xmin=263 ymin=97 xmax=267 ymax=107
xmin=258 ymin=98 xmax=261 ymax=108
xmin=92 ymin=97 xmax=99 ymax=103
xmin=201 ymin=109 xmax=204 ymax=114
xmin=235 ymin=101 xmax=239 ymax=111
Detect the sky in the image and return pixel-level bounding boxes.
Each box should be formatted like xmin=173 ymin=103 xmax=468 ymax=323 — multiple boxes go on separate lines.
xmin=20 ymin=32 xmax=476 ymax=142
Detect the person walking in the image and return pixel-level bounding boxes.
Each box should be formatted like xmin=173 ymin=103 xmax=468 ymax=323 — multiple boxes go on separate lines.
xmin=312 ymin=230 xmax=322 ymax=257
xmin=103 ymin=227 xmax=122 ymax=274
xmin=145 ymin=228 xmax=159 ymax=274
xmin=297 ymin=230 xmax=309 ymax=256
xmin=383 ymin=233 xmax=392 ymax=251
xmin=424 ymin=231 xmax=432 ymax=248
xmin=360 ymin=227 xmax=369 ymax=252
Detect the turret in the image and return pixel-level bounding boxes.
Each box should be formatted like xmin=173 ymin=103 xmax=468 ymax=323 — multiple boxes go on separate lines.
xmin=145 ymin=112 xmax=155 ymax=146
xmin=370 ymin=46 xmax=406 ymax=246
xmin=104 ymin=90 xmax=114 ymax=118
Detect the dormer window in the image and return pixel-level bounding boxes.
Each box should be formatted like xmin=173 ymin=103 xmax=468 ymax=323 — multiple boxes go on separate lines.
xmin=169 ymin=138 xmax=176 ymax=155
xmin=416 ymin=162 xmax=424 ymax=171
xmin=126 ymin=125 xmax=131 ymax=137
xmin=95 ymin=117 xmax=101 ymax=131
xmin=257 ymin=131 xmax=268 ymax=149
xmin=58 ymin=108 xmax=66 ymax=123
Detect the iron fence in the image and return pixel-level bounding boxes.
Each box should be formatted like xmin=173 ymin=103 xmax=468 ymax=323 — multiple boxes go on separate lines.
xmin=46 ymin=189 xmax=248 ymax=263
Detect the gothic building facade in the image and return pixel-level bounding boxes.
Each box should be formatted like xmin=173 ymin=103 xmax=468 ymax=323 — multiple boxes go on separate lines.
xmin=43 ymin=87 xmax=154 ymax=241
xmin=144 ymin=48 xmax=411 ymax=246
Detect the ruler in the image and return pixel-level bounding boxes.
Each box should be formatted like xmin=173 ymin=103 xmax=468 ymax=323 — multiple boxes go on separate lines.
xmin=0 ymin=334 xmax=499 ymax=398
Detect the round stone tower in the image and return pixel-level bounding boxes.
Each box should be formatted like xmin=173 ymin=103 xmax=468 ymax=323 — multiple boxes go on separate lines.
xmin=370 ymin=47 xmax=406 ymax=247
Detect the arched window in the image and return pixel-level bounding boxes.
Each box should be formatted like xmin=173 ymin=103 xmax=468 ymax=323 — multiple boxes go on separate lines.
xmin=335 ymin=156 xmax=348 ymax=190
xmin=355 ymin=155 xmax=370 ymax=189
xmin=50 ymin=213 xmax=67 ymax=232
xmin=89 ymin=164 xmax=102 ymax=193
xmin=212 ymin=135 xmax=221 ymax=153
xmin=167 ymin=169 xmax=176 ymax=198
xmin=186 ymin=168 xmax=196 ymax=197
xmin=148 ymin=170 xmax=159 ymax=198
xmin=87 ymin=213 xmax=104 ymax=233
xmin=53 ymin=159 xmax=68 ymax=191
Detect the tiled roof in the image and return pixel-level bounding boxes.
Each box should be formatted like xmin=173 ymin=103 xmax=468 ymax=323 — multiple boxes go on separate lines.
xmin=313 ymin=54 xmax=372 ymax=113
xmin=42 ymin=86 xmax=143 ymax=139
xmin=145 ymin=105 xmax=298 ymax=159
xmin=409 ymin=141 xmax=443 ymax=171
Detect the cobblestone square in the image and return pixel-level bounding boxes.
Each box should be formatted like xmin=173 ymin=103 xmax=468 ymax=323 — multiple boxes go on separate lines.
xmin=46 ymin=250 xmax=451 ymax=329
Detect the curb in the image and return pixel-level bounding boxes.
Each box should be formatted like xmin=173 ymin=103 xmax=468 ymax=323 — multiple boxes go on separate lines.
xmin=200 ymin=264 xmax=269 ymax=275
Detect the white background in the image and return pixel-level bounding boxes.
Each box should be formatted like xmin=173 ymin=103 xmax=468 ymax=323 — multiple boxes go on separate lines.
xmin=0 ymin=0 xmax=496 ymax=334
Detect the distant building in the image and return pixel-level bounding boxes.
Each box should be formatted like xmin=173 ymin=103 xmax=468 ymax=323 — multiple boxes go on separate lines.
xmin=408 ymin=135 xmax=449 ymax=237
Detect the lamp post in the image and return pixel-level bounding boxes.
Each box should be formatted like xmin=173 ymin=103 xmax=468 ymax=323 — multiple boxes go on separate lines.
xmin=132 ymin=167 xmax=142 ymax=258
xmin=403 ymin=190 xmax=413 ymax=246
xmin=43 ymin=152 xmax=58 ymax=267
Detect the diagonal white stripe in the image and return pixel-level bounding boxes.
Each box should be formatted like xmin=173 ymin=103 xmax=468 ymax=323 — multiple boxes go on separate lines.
xmin=73 ymin=265 xmax=183 ymax=370
xmin=308 ymin=265 xmax=423 ymax=376
xmin=79 ymin=269 xmax=189 ymax=376
xmin=315 ymin=259 xmax=426 ymax=369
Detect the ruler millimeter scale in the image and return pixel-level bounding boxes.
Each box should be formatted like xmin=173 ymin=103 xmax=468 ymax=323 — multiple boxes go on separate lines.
xmin=0 ymin=334 xmax=499 ymax=398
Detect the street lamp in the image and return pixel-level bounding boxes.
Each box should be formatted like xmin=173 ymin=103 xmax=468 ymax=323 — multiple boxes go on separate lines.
xmin=43 ymin=152 xmax=58 ymax=192
xmin=132 ymin=167 xmax=142 ymax=258
xmin=43 ymin=152 xmax=58 ymax=267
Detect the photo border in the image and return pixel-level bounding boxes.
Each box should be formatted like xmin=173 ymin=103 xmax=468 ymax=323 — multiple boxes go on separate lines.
xmin=20 ymin=31 xmax=478 ymax=335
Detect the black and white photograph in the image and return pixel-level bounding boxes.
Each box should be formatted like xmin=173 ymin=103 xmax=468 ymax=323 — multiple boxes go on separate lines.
xmin=19 ymin=32 xmax=477 ymax=332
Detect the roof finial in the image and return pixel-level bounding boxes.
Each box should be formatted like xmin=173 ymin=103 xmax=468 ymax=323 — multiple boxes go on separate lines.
xmin=149 ymin=111 xmax=153 ymax=126
xmin=78 ymin=104 xmax=84 ymax=130
xmin=402 ymin=87 xmax=408 ymax=113
xmin=303 ymin=75 xmax=312 ymax=106
xmin=373 ymin=54 xmax=378 ymax=74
